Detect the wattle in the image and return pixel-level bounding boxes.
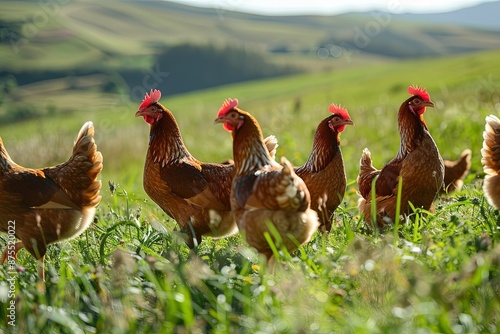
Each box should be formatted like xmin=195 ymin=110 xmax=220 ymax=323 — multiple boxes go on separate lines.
xmin=223 ymin=123 xmax=235 ymax=132
xmin=144 ymin=115 xmax=156 ymax=124
xmin=417 ymin=107 xmax=426 ymax=115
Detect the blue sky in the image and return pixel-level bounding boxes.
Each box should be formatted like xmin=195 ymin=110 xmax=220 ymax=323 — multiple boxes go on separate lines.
xmin=169 ymin=0 xmax=497 ymax=15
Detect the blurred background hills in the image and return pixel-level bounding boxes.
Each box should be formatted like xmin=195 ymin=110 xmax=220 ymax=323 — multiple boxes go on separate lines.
xmin=1 ymin=0 xmax=499 ymax=123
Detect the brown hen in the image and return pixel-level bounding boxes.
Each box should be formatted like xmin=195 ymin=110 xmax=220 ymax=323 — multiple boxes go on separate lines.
xmin=0 ymin=122 xmax=103 ymax=280
xmin=357 ymin=85 xmax=444 ymax=228
xmin=136 ymin=90 xmax=277 ymax=247
xmin=295 ymin=103 xmax=353 ymax=232
xmin=481 ymin=115 xmax=500 ymax=208
xmin=214 ymin=98 xmax=318 ymax=269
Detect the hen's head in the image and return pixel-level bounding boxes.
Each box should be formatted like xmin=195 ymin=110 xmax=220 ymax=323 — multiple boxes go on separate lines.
xmin=328 ymin=104 xmax=354 ymax=133
xmin=406 ymin=85 xmax=435 ymax=116
xmin=135 ymin=89 xmax=164 ymax=124
xmin=214 ymin=98 xmax=244 ymax=132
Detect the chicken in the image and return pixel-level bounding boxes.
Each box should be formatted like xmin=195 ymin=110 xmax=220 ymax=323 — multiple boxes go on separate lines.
xmin=441 ymin=149 xmax=472 ymax=194
xmin=481 ymin=115 xmax=500 ymax=209
xmin=295 ymin=103 xmax=354 ymax=232
xmin=357 ymin=85 xmax=444 ymax=228
xmin=135 ymin=90 xmax=278 ymax=248
xmin=214 ymin=98 xmax=318 ymax=268
xmin=0 ymin=122 xmax=103 ymax=280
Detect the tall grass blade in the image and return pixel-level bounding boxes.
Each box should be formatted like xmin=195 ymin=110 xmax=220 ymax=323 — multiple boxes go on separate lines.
xmin=371 ymin=175 xmax=379 ymax=236
xmin=393 ymin=176 xmax=403 ymax=244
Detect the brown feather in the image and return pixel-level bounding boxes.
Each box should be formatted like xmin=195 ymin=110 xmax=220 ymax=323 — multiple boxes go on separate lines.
xmin=0 ymin=121 xmax=103 ymax=280
xmin=482 ymin=115 xmax=500 ymax=208
xmin=441 ymin=149 xmax=472 ymax=194
xmin=357 ymin=148 xmax=379 ymax=199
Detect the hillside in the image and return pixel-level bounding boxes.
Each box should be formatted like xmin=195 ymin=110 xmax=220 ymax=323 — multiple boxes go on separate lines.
xmin=1 ymin=0 xmax=500 ymax=109
xmin=3 ymin=1 xmax=500 ymax=64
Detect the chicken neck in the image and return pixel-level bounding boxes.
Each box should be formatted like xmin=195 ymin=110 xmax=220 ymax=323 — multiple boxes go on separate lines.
xmin=232 ymin=113 xmax=273 ymax=176
xmin=396 ymin=104 xmax=429 ymax=160
xmin=148 ymin=109 xmax=192 ymax=164
xmin=298 ymin=119 xmax=340 ymax=173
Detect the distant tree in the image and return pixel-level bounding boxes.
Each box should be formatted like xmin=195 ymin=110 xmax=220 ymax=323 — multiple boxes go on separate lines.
xmin=2 ymin=75 xmax=17 ymax=94
xmin=102 ymin=73 xmax=126 ymax=94
xmin=151 ymin=43 xmax=300 ymax=95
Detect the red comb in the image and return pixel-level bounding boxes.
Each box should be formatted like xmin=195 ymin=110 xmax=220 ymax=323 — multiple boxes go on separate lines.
xmin=328 ymin=103 xmax=350 ymax=119
xmin=408 ymin=85 xmax=430 ymax=101
xmin=217 ymin=98 xmax=239 ymax=117
xmin=139 ymin=89 xmax=161 ymax=109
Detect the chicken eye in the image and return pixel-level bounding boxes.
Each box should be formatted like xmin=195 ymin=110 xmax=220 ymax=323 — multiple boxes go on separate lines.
xmin=413 ymin=99 xmax=421 ymax=105
xmin=150 ymin=106 xmax=157 ymax=112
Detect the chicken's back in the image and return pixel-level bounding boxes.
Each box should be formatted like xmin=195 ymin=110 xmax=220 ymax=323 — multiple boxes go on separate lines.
xmin=236 ymin=208 xmax=318 ymax=259
xmin=231 ymin=157 xmax=319 ymax=258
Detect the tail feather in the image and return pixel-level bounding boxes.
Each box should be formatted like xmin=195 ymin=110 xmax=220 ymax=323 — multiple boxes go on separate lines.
xmin=357 ymin=148 xmax=379 ymax=199
xmin=0 ymin=137 xmax=17 ymax=170
xmin=359 ymin=148 xmax=376 ymax=174
xmin=74 ymin=122 xmax=103 ymax=208
xmin=482 ymin=115 xmax=500 ymax=208
xmin=457 ymin=149 xmax=472 ymax=173
xmin=263 ymin=135 xmax=279 ymax=160
xmin=482 ymin=115 xmax=500 ymax=176
xmin=483 ymin=175 xmax=500 ymax=209
xmin=280 ymin=156 xmax=293 ymax=176
xmin=75 ymin=121 xmax=94 ymax=146
xmin=442 ymin=149 xmax=471 ymax=193
xmin=444 ymin=149 xmax=472 ymax=175
xmin=44 ymin=121 xmax=103 ymax=208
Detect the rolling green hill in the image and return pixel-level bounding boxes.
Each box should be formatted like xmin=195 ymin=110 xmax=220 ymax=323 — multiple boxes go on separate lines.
xmin=1 ymin=0 xmax=500 ymax=102
xmin=2 ymin=0 xmax=500 ymax=70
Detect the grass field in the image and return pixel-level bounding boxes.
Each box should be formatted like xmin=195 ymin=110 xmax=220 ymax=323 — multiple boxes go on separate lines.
xmin=1 ymin=50 xmax=500 ymax=332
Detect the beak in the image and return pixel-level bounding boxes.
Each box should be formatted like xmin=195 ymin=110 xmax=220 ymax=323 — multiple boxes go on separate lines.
xmin=344 ymin=119 xmax=355 ymax=126
xmin=135 ymin=110 xmax=144 ymax=117
xmin=214 ymin=116 xmax=225 ymax=125
xmin=423 ymin=100 xmax=435 ymax=108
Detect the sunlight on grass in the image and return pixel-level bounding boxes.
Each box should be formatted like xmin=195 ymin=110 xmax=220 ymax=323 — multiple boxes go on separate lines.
xmin=1 ymin=179 xmax=499 ymax=332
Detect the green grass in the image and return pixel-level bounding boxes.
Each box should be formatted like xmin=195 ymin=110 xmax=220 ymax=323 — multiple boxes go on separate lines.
xmin=1 ymin=50 xmax=500 ymax=332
